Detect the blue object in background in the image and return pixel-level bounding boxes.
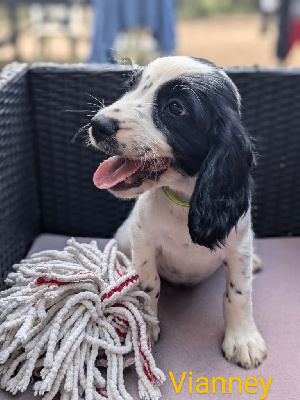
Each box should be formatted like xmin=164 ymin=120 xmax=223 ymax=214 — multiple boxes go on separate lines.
xmin=88 ymin=0 xmax=176 ymax=63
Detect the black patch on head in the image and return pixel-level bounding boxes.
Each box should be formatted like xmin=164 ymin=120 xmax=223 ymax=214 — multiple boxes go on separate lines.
xmin=190 ymin=56 xmax=217 ymax=68
xmin=230 ymin=282 xmax=234 ymax=288
xmin=145 ymin=285 xmax=154 ymax=293
xmin=235 ymin=289 xmax=242 ymax=295
xmin=153 ymin=79 xmax=210 ymax=176
xmin=153 ymin=65 xmax=254 ymax=251
xmin=155 ymin=291 xmax=160 ymax=298
xmin=113 ymin=108 xmax=120 ymax=112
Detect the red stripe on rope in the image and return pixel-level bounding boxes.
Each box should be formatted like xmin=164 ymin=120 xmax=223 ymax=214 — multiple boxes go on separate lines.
xmin=35 ymin=276 xmax=70 ymax=286
xmin=78 ymin=271 xmax=93 ymax=275
xmin=143 ymin=364 xmax=154 ymax=383
xmin=116 ymin=316 xmax=130 ymax=327
xmin=139 ymin=343 xmax=160 ymax=384
xmin=112 ymin=303 xmax=159 ymax=383
xmin=115 ymin=264 xmax=123 ymax=277
xmin=115 ymin=327 xmax=126 ymax=339
xmin=100 ymin=274 xmax=139 ymax=302
xmin=96 ymin=388 xmax=108 ymax=398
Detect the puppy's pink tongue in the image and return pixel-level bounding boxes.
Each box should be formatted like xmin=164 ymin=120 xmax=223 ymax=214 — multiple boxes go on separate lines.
xmin=93 ymin=156 xmax=142 ymax=189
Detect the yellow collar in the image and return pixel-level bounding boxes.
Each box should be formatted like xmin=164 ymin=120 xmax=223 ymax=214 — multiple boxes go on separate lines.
xmin=162 ymin=186 xmax=190 ymax=208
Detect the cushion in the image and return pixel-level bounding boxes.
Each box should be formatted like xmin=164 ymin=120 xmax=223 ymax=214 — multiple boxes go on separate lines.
xmin=0 ymin=234 xmax=299 ymax=399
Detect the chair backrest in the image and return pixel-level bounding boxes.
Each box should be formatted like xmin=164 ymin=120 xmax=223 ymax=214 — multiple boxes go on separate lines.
xmin=29 ymin=64 xmax=300 ymax=239
xmin=1 ymin=63 xmax=300 ymax=286
xmin=229 ymin=67 xmax=300 ymax=238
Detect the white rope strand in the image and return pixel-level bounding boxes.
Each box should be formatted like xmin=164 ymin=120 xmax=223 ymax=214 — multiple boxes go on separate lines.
xmin=0 ymin=238 xmax=165 ymax=399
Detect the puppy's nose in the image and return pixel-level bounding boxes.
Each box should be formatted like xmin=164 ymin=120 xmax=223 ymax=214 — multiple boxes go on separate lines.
xmin=91 ymin=115 xmax=119 ymax=143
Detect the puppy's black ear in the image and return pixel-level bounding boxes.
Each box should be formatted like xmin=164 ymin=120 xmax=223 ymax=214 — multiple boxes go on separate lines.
xmin=188 ymin=108 xmax=254 ymax=251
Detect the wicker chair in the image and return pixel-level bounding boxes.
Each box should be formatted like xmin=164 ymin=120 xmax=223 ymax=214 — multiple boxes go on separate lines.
xmin=0 ymin=62 xmax=299 ymax=400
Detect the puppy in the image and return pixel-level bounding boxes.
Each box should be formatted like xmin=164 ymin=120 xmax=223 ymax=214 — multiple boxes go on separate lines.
xmin=90 ymin=56 xmax=267 ymax=369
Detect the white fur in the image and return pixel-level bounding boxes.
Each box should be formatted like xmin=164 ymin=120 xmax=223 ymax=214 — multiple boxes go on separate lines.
xmin=91 ymin=57 xmax=267 ymax=369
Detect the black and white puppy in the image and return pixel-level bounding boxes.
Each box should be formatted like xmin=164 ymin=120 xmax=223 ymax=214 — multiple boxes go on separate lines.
xmin=90 ymin=56 xmax=267 ymax=369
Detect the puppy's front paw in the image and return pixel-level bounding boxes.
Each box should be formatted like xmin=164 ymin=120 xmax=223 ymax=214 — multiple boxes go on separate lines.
xmin=222 ymin=328 xmax=267 ymax=369
xmin=147 ymin=322 xmax=161 ymax=345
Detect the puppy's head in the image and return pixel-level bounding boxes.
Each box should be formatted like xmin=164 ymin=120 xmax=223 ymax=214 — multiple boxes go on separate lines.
xmin=90 ymin=56 xmax=254 ymax=250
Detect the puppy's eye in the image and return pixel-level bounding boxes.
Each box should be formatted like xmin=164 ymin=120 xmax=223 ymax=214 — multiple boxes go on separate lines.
xmin=167 ymin=101 xmax=185 ymax=116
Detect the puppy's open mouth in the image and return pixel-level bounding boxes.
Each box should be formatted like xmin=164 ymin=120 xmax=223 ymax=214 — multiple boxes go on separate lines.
xmin=93 ymin=156 xmax=170 ymax=191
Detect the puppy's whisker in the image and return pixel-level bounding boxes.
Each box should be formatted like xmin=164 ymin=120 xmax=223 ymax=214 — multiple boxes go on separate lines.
xmin=137 ymin=102 xmax=157 ymax=107
xmin=85 ymin=92 xmax=103 ymax=106
xmin=181 ymin=86 xmax=203 ymax=108
xmin=129 ymin=139 xmax=160 ymax=181
xmin=72 ymin=122 xmax=91 ymax=143
xmin=138 ymin=135 xmax=168 ymax=174
xmin=65 ymin=109 xmax=94 ymax=113
xmin=137 ymin=139 xmax=162 ymax=181
xmin=87 ymin=102 xmax=102 ymax=111
xmin=139 ymin=137 xmax=165 ymax=169
xmin=135 ymin=143 xmax=148 ymax=170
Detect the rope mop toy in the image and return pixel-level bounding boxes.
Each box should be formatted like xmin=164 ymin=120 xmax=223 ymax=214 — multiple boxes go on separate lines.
xmin=0 ymin=238 xmax=165 ymax=400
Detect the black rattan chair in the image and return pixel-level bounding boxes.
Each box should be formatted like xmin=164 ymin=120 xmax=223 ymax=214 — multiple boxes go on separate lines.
xmin=0 ymin=62 xmax=300 ymax=400
xmin=1 ymin=62 xmax=300 ymax=288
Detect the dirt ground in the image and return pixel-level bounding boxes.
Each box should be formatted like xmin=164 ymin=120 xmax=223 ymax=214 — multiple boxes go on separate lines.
xmin=177 ymin=14 xmax=300 ymax=67
xmin=1 ymin=13 xmax=300 ymax=68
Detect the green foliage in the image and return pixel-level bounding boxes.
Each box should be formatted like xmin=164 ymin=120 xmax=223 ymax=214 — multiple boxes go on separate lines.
xmin=178 ymin=0 xmax=259 ymax=19
xmin=120 ymin=57 xmax=133 ymax=67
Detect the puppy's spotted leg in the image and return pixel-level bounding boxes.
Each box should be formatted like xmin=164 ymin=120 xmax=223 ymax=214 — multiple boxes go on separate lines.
xmin=132 ymin=228 xmax=161 ymax=343
xmin=222 ymin=247 xmax=267 ymax=369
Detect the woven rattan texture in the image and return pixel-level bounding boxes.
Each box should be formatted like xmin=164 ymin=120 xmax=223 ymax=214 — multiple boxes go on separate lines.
xmin=29 ymin=65 xmax=300 ymax=239
xmin=29 ymin=65 xmax=134 ymax=238
xmin=228 ymin=69 xmax=300 ymax=238
xmin=0 ymin=64 xmax=39 ymax=290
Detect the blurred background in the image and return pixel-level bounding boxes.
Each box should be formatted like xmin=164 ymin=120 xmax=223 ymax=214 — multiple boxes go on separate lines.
xmin=0 ymin=0 xmax=300 ymax=68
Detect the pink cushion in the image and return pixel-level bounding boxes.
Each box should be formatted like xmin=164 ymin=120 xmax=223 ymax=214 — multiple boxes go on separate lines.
xmin=0 ymin=234 xmax=299 ymax=399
